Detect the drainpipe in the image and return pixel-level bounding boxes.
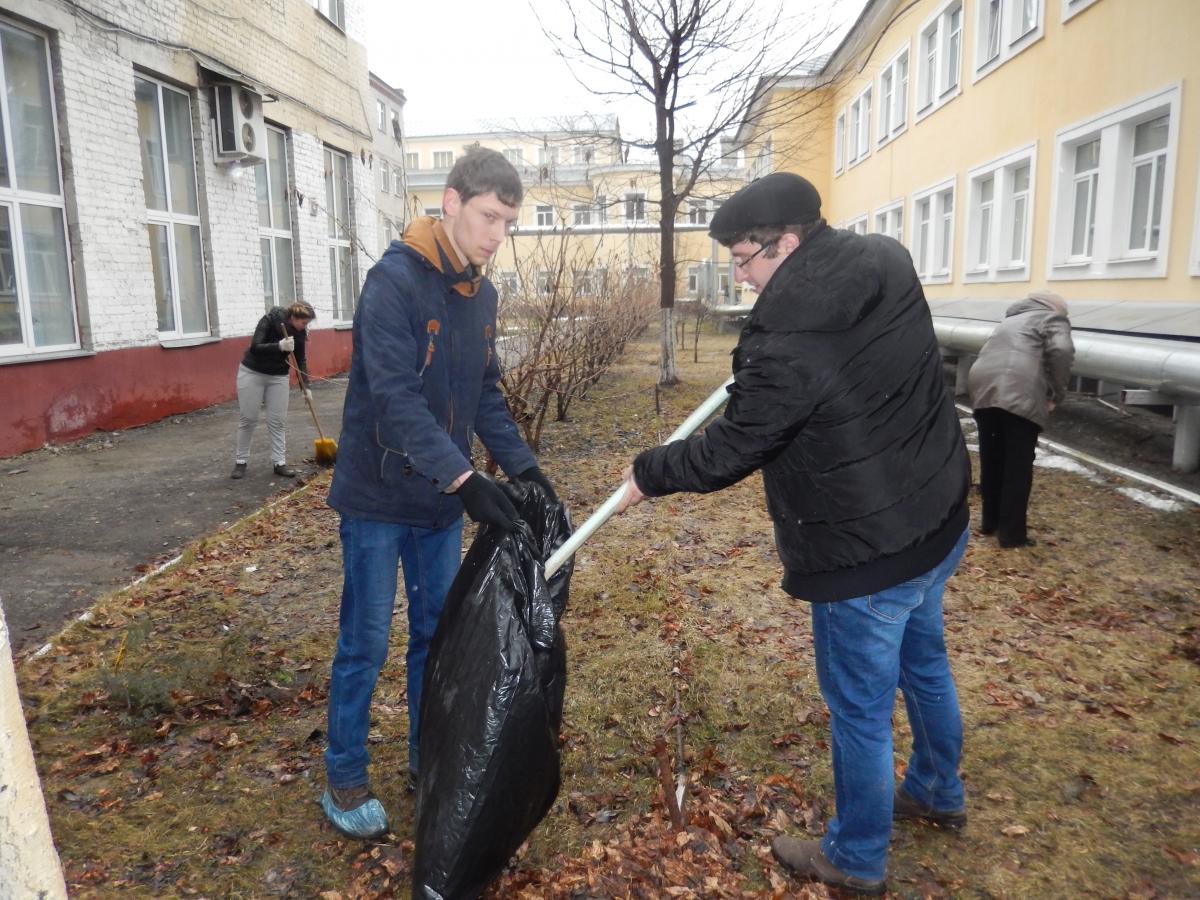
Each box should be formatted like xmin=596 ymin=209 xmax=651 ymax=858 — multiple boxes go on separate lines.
xmin=0 ymin=604 xmax=68 ymax=898
xmin=933 ymin=318 xmax=1200 ymax=472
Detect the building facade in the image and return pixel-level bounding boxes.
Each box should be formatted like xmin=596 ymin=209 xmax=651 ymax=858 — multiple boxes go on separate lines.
xmin=404 ymin=118 xmax=747 ymax=306
xmin=741 ymin=0 xmax=1200 ymax=313
xmin=368 ymin=72 xmax=409 ymax=256
xmin=0 ymin=0 xmax=376 ymax=457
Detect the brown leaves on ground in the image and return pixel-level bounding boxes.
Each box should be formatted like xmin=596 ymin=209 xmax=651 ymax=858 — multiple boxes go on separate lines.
xmin=18 ymin=331 xmax=1200 ymax=898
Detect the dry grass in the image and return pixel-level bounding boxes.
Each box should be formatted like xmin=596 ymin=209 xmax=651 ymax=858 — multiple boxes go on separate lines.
xmin=19 ymin=329 xmax=1200 ymax=898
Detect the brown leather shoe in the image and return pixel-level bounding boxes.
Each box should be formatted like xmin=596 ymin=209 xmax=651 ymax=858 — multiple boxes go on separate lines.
xmin=893 ymin=786 xmax=967 ymax=829
xmin=770 ymin=836 xmax=886 ymax=896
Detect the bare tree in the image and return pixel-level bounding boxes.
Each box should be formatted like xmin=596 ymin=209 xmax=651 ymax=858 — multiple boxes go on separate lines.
xmin=539 ymin=0 xmax=841 ymax=386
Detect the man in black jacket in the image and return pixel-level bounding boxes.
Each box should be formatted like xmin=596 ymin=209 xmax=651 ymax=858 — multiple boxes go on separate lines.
xmin=616 ymin=173 xmax=971 ymax=895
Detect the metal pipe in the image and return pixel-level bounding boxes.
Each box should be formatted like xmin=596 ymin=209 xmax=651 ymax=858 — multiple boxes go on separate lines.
xmin=544 ymin=376 xmax=735 ymax=578
xmin=932 ymin=318 xmax=1200 ymax=401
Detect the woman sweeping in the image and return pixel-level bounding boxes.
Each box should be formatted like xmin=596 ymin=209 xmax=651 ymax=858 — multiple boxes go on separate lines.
xmin=231 ymin=301 xmax=316 ymax=479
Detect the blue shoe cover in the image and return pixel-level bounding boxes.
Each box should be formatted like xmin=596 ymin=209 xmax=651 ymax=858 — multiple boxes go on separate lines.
xmin=321 ymin=788 xmax=389 ymax=839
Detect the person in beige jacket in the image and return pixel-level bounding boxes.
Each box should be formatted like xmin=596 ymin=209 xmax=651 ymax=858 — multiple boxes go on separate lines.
xmin=967 ymin=290 xmax=1075 ymax=547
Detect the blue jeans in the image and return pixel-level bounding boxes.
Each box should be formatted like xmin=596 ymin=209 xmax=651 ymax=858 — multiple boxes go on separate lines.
xmin=811 ymin=528 xmax=969 ymax=881
xmin=325 ymin=515 xmax=463 ymax=789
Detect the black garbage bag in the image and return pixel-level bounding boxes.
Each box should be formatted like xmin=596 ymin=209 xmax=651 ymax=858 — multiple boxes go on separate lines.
xmin=412 ymin=479 xmax=573 ymax=900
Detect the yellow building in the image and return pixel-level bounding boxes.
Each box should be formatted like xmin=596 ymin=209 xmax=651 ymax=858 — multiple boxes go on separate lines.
xmin=404 ymin=118 xmax=748 ymax=305
xmin=743 ymin=0 xmax=1199 ymax=312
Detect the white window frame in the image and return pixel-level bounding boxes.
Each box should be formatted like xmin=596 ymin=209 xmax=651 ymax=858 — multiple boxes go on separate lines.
xmin=538 ymin=146 xmax=560 ymax=166
xmin=877 ymin=44 xmax=909 ymax=148
xmin=964 ymin=143 xmax=1037 ymax=283
xmin=0 ymin=19 xmax=77 ymax=357
xmin=379 ymin=159 xmax=390 ymax=194
xmin=834 ymin=111 xmax=846 ymax=175
xmin=911 ymin=176 xmax=956 ymax=284
xmin=845 ymin=214 xmax=869 ymax=235
xmin=1048 ymin=83 xmax=1181 ymax=281
xmin=573 ymin=203 xmax=592 ymax=226
xmin=873 ymin=199 xmax=905 ymax=243
xmin=138 ymin=75 xmax=209 ymax=339
xmin=686 ymin=265 xmax=699 ymax=294
xmin=974 ymin=0 xmax=1044 ymax=83
xmin=256 ymin=125 xmax=297 ymax=311
xmin=503 ymin=148 xmax=524 ymax=166
xmin=313 ymin=0 xmax=345 ymax=29
xmin=536 ymin=204 xmax=555 ymax=228
xmin=595 ymin=193 xmax=608 ymax=224
xmin=915 ymin=0 xmax=963 ymax=123
xmin=845 ymin=86 xmax=872 ymax=168
xmin=625 ymin=191 xmax=647 ymax=223
xmin=432 ymin=150 xmax=454 ymax=169
xmin=688 ymin=199 xmax=710 ymax=224
xmin=1062 ymin=0 xmax=1101 ymax=23
xmin=425 ymin=205 xmax=441 ymax=218
xmin=375 ymin=100 xmax=386 ymax=131
xmin=405 ymin=151 xmax=419 ymax=171
xmin=324 ymin=145 xmax=356 ymax=322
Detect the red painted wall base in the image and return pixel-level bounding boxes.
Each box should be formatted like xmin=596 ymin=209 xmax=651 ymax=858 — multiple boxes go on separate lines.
xmin=0 ymin=329 xmax=352 ymax=458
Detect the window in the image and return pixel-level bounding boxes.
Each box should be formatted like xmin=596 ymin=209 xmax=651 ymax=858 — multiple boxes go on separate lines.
xmin=136 ymin=75 xmax=208 ymax=337
xmin=314 ymin=0 xmax=345 ymax=29
xmin=0 ymin=22 xmax=76 ymax=356
xmin=964 ymin=144 xmax=1036 ymax=282
xmin=846 ymin=87 xmax=871 ymax=166
xmin=688 ymin=199 xmax=709 ymax=224
xmin=390 ymin=112 xmax=401 ymax=141
xmin=910 ymin=178 xmax=956 ymax=282
xmin=425 ymin=205 xmax=442 ymax=218
xmin=376 ymin=100 xmax=386 ymax=131
xmin=1050 ymin=84 xmax=1180 ymax=279
xmin=536 ymin=204 xmax=555 ymax=228
xmin=625 ymin=192 xmax=646 ymax=223
xmin=432 ymin=150 xmax=453 ymax=169
xmin=573 ymin=145 xmax=592 ymax=165
xmin=255 ymin=126 xmax=296 ymax=310
xmin=877 ymin=47 xmax=909 ymax=145
xmin=845 ymin=215 xmax=868 ymax=235
xmin=405 ymin=152 xmax=419 ymax=170
xmin=916 ymin=0 xmax=963 ymax=121
xmin=503 ymin=148 xmax=524 ymax=166
xmin=379 ymin=159 xmax=390 ymax=194
xmin=1062 ymin=0 xmax=1101 ymax=23
xmin=595 ymin=193 xmax=608 ymax=224
xmin=324 ymin=146 xmax=356 ymax=321
xmin=974 ymin=0 xmax=1043 ymax=80
xmin=874 ymin=200 xmax=904 ymax=242
xmin=536 ymin=269 xmax=555 ymax=296
xmin=687 ymin=265 xmax=699 ymax=293
xmin=573 ymin=203 xmax=592 ymax=226
xmin=537 ymin=146 xmax=560 ymax=166
xmin=496 ymin=270 xmax=519 ymax=298
xmin=834 ymin=112 xmax=846 ymax=174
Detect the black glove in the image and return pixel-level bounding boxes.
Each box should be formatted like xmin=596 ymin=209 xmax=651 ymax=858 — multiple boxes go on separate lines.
xmin=516 ymin=466 xmax=558 ymax=505
xmin=456 ymin=472 xmax=519 ymax=532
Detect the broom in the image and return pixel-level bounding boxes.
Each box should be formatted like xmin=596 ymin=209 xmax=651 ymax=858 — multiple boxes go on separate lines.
xmin=279 ymin=323 xmax=337 ymax=466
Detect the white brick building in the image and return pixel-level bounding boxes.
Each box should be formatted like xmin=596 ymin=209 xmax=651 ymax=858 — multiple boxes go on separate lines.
xmin=0 ymin=0 xmax=377 ymax=455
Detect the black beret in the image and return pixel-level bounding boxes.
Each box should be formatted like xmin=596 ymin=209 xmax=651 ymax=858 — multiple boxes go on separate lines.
xmin=708 ymin=172 xmax=822 ymax=242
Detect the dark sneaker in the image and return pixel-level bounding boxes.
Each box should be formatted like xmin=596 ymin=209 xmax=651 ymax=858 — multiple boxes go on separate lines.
xmin=406 ymin=769 xmax=418 ymax=794
xmin=320 ymin=785 xmax=389 ymax=840
xmin=230 ymin=463 xmax=247 ymax=480
xmin=771 ymin=836 xmax=886 ymax=896
xmin=893 ymin=786 xmax=967 ymax=829
xmin=273 ymin=463 xmax=297 ymax=478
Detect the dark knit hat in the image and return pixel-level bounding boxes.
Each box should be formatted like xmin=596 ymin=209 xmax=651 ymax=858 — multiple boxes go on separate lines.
xmin=709 ymin=172 xmax=822 ymax=242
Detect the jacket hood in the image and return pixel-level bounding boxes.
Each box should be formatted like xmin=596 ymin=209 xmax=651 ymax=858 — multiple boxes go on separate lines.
xmin=400 ymin=215 xmax=481 ymax=297
xmin=1006 ymin=290 xmax=1068 ymax=318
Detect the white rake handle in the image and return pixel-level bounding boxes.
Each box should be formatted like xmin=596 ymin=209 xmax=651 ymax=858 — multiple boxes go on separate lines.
xmin=544 ymin=376 xmax=735 ymax=579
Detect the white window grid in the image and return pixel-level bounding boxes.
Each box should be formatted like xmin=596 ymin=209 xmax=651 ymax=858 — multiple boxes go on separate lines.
xmin=405 ymin=152 xmax=419 ymax=170
xmin=0 ymin=19 xmax=77 ymax=356
xmin=139 ymin=75 xmax=209 ymax=338
xmin=314 ymin=0 xmax=345 ymax=29
xmin=910 ymin=176 xmax=956 ymax=283
xmin=256 ymin=126 xmax=297 ymax=310
xmin=877 ymin=45 xmax=909 ymax=148
xmin=686 ymin=265 xmax=699 ymax=294
xmin=873 ymin=199 xmax=905 ymax=243
xmin=834 ymin=112 xmax=846 ymax=175
xmin=379 ymin=159 xmax=390 ymax=194
xmin=376 ymin=100 xmax=386 ymax=131
xmin=688 ymin=199 xmax=709 ymax=224
xmin=324 ymin=146 xmax=356 ymax=321
xmin=625 ymin=192 xmax=647 ymax=223
xmin=432 ymin=150 xmax=454 ymax=169
xmin=425 ymin=206 xmax=442 ymax=218
xmin=536 ymin=204 xmax=555 ymax=228
xmin=573 ymin=203 xmax=592 ymax=226
xmin=845 ymin=214 xmax=869 ymax=235
xmin=915 ymin=0 xmax=963 ymax=123
xmin=846 ymin=87 xmax=872 ymax=168
xmin=503 ymin=148 xmax=524 ymax=166
xmin=538 ymin=146 xmax=561 ymax=166
xmin=1048 ymin=83 xmax=1180 ymax=280
xmin=963 ymin=143 xmax=1037 ymax=283
xmin=595 ymin=194 xmax=608 ymax=224
xmin=974 ymin=0 xmax=1043 ymax=83
xmin=1062 ymin=0 xmax=1101 ymax=23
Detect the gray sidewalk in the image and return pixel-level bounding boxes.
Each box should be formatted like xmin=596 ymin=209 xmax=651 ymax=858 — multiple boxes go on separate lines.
xmin=0 ymin=377 xmax=347 ymax=655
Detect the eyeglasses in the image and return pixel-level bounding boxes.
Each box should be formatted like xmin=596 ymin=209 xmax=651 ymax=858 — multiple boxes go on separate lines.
xmin=731 ymin=239 xmax=778 ymax=269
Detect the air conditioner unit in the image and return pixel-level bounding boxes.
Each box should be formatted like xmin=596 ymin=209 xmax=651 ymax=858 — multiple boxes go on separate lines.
xmin=213 ymin=82 xmax=266 ymax=163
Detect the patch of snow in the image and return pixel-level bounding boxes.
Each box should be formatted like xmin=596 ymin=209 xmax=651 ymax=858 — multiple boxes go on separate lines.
xmin=1033 ymin=452 xmax=1098 ymax=478
xmin=1115 ymin=487 xmax=1186 ymax=512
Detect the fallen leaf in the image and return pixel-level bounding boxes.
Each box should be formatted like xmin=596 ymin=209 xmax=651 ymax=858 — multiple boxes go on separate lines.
xmin=1001 ymin=824 xmax=1030 ymax=837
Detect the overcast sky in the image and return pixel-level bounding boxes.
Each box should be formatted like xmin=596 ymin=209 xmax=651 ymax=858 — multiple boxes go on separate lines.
xmin=364 ymin=0 xmax=866 ymax=139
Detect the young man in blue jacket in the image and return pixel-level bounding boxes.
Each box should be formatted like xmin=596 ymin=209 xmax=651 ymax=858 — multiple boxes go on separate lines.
xmin=616 ymin=173 xmax=970 ymax=895
xmin=321 ymin=148 xmax=556 ymax=839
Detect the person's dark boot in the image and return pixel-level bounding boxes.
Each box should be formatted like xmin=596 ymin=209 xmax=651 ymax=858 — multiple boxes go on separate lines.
xmin=770 ymin=836 xmax=885 ymax=896
xmin=273 ymin=463 xmax=297 ymax=478
xmin=230 ymin=462 xmax=247 ymax=480
xmin=893 ymin=786 xmax=967 ymax=829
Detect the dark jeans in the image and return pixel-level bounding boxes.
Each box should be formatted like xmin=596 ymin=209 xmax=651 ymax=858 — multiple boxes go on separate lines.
xmin=973 ymin=407 xmax=1040 ymax=545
